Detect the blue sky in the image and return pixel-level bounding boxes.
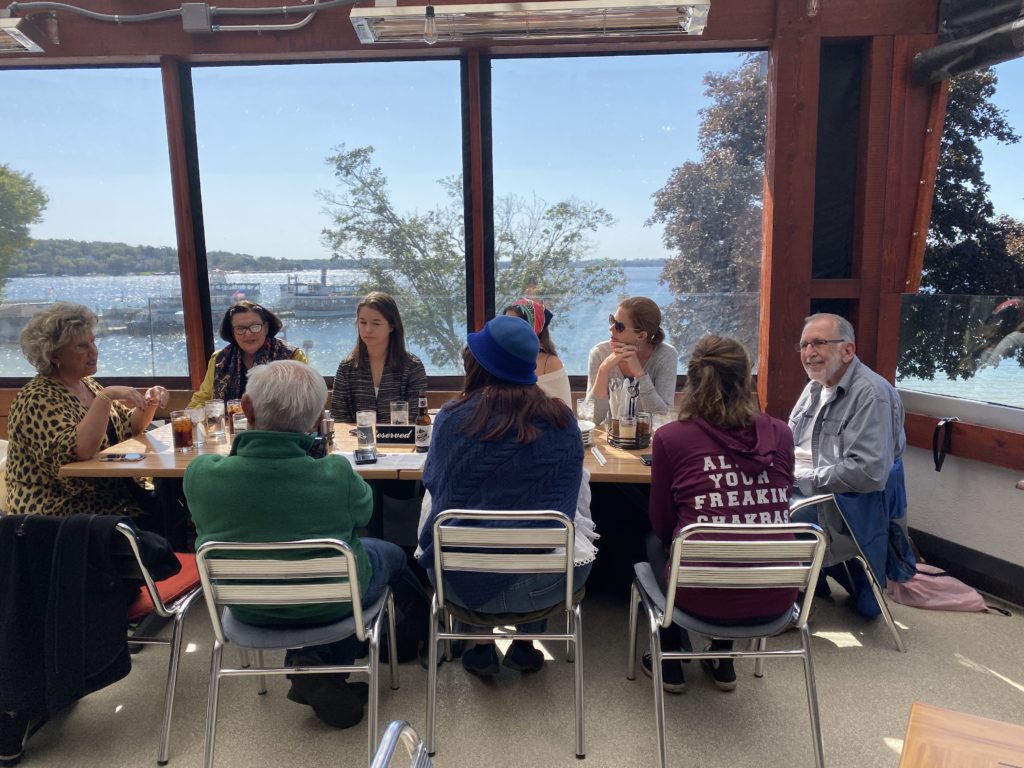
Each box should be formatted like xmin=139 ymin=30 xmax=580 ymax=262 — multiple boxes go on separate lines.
xmin=2 ymin=53 xmax=1022 ymax=263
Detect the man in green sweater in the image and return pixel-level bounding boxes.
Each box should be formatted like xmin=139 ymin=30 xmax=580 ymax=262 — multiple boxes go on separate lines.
xmin=185 ymin=359 xmax=406 ymax=729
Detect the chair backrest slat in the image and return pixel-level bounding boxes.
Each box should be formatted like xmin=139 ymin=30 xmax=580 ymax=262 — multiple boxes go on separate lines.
xmin=196 ymin=538 xmax=365 ymax=646
xmin=438 ymin=526 xmax=568 ymax=549
xmin=203 ymin=557 xmax=350 ymax=579
xmin=433 ymin=509 xmax=575 ymax=612
xmin=439 ymin=551 xmax=567 ymax=572
xmin=213 ymin=583 xmax=354 ymax=604
xmin=678 ymin=565 xmax=814 ymax=588
xmin=679 ymin=540 xmax=820 ymax=561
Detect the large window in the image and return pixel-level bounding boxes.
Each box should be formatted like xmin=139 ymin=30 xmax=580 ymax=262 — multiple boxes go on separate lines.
xmin=191 ymin=60 xmax=464 ymax=377
xmin=490 ymin=52 xmax=767 ymax=376
xmin=0 ymin=68 xmax=179 ymax=378
xmin=897 ymin=61 xmax=1024 ymax=409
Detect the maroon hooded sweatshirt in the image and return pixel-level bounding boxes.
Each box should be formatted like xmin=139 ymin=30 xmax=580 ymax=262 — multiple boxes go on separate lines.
xmin=648 ymin=413 xmax=797 ymax=621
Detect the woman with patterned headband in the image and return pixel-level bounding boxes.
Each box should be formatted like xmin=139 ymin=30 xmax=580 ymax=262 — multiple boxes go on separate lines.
xmin=503 ymin=297 xmax=571 ymax=406
xmin=188 ymin=300 xmax=307 ymax=408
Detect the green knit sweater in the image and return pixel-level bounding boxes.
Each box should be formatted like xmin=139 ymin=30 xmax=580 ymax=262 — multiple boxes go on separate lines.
xmin=184 ymin=429 xmax=373 ymax=626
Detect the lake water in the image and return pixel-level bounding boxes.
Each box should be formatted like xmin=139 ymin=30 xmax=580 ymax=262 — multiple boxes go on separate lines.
xmin=3 ymin=268 xmax=1022 ymax=409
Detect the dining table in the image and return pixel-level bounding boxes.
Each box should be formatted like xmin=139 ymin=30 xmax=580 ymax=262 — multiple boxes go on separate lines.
xmin=59 ymin=422 xmax=653 ymax=484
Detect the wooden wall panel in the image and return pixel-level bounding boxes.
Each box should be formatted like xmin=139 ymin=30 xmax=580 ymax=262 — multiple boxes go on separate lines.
xmin=905 ymin=412 xmax=1024 ymax=473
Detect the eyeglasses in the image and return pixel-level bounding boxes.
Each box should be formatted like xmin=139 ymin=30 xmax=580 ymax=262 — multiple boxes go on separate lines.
xmin=795 ymin=339 xmax=847 ymax=352
xmin=232 ymin=322 xmax=265 ymax=336
xmin=608 ymin=314 xmax=641 ymax=334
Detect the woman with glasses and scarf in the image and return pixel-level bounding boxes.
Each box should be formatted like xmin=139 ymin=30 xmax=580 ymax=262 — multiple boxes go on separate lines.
xmin=585 ymin=296 xmax=677 ymax=426
xmin=188 ymin=301 xmax=307 ymax=409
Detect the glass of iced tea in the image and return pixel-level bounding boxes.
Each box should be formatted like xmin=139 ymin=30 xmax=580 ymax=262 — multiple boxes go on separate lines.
xmin=226 ymin=398 xmax=243 ymax=434
xmin=170 ymin=410 xmax=194 ymax=452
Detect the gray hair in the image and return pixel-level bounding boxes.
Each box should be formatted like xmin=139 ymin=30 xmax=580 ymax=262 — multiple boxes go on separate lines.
xmin=804 ymin=312 xmax=855 ymax=343
xmin=20 ymin=302 xmax=98 ymax=376
xmin=246 ymin=360 xmax=327 ymax=434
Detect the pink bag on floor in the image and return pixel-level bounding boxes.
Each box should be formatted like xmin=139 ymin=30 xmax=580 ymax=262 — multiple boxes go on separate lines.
xmin=885 ymin=563 xmax=990 ymax=612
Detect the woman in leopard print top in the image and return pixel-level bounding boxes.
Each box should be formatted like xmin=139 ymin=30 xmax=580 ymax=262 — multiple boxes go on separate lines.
xmin=5 ymin=303 xmax=169 ymax=517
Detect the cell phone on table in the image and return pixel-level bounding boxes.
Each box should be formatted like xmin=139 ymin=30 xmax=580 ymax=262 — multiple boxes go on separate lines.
xmin=639 ymin=454 xmax=653 ymax=466
xmin=353 ymin=446 xmax=378 ymax=465
xmin=99 ymin=453 xmax=146 ymax=462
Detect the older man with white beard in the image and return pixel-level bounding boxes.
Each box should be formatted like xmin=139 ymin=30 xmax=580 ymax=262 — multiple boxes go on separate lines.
xmin=787 ymin=313 xmax=908 ymax=617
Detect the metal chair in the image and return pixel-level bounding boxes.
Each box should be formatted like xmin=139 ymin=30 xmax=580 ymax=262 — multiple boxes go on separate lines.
xmin=628 ymin=523 xmax=828 ymax=768
xmin=426 ymin=509 xmax=584 ymax=758
xmin=371 ymin=720 xmax=433 ymax=768
xmin=789 ymin=493 xmax=906 ymax=652
xmin=116 ymin=522 xmax=203 ymax=766
xmin=195 ymin=538 xmax=398 ymax=768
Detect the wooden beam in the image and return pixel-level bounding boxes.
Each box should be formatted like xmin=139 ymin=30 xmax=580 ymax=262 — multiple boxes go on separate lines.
xmin=161 ymin=58 xmax=211 ymax=390
xmin=464 ymin=51 xmax=489 ymax=332
xmin=759 ymin=22 xmax=820 ymax=420
xmin=904 ymin=80 xmax=949 ymax=294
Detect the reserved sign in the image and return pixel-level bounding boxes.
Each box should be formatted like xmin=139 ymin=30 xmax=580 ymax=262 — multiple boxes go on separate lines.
xmin=375 ymin=426 xmax=415 ymax=444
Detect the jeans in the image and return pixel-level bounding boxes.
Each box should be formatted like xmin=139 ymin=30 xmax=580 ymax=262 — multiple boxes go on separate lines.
xmin=285 ymin=537 xmax=408 ymax=667
xmin=428 ymin=562 xmax=593 ymax=634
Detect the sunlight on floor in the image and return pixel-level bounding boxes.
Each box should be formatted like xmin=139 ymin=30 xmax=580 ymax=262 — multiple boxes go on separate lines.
xmin=186 ymin=642 xmax=199 ymax=653
xmin=955 ymin=652 xmax=1024 ymax=693
xmin=883 ymin=736 xmax=904 ymax=755
xmin=812 ymin=631 xmax=863 ymax=648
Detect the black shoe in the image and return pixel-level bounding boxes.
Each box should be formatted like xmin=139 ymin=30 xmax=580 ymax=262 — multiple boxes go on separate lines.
xmin=0 ymin=712 xmax=30 ymax=767
xmin=288 ymin=678 xmax=369 ymax=705
xmin=288 ymin=676 xmax=364 ymax=729
xmin=640 ymin=653 xmax=686 ymax=694
xmin=461 ymin=643 xmax=500 ymax=678
xmin=701 ymin=652 xmax=737 ymax=692
xmin=502 ymin=640 xmax=544 ymax=673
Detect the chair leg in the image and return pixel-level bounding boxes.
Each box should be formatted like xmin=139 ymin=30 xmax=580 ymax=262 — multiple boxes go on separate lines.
xmin=442 ymin=608 xmax=453 ymax=662
xmin=626 ymin=580 xmax=640 ymax=680
xmin=572 ymin=604 xmax=585 ymax=759
xmin=426 ymin=600 xmax=441 ymax=757
xmin=204 ymin=641 xmax=224 ymax=768
xmin=566 ymin=611 xmax=575 ymax=663
xmin=367 ymin=634 xmax=380 ymax=767
xmin=255 ymin=650 xmax=267 ymax=695
xmin=385 ymin=590 xmax=400 ymax=690
xmin=753 ymin=637 xmax=768 ymax=678
xmin=799 ymin=626 xmax=825 ymax=768
xmin=648 ymin=621 xmax=668 ymax=768
xmin=156 ymin=611 xmax=187 ymax=765
xmin=854 ymin=556 xmax=906 ymax=652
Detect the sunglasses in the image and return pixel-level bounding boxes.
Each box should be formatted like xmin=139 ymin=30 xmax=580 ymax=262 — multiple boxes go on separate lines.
xmin=608 ymin=314 xmax=641 ymax=334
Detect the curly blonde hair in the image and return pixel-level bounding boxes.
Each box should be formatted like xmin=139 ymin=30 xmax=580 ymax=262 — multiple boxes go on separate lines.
xmin=20 ymin=303 xmax=98 ymax=376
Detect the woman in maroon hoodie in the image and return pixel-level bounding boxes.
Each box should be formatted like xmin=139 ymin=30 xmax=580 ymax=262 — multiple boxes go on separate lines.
xmin=644 ymin=335 xmax=796 ymax=693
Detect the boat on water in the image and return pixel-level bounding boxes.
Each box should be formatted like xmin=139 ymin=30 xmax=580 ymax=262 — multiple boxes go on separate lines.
xmin=103 ymin=274 xmax=262 ymax=336
xmin=277 ymin=269 xmax=360 ymax=319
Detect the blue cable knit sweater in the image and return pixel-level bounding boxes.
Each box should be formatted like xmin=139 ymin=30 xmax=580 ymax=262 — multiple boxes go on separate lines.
xmin=416 ymin=393 xmax=584 ymax=607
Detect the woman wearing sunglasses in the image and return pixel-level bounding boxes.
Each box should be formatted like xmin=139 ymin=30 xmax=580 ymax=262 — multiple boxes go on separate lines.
xmin=586 ymin=296 xmax=677 ymax=425
xmin=188 ymin=300 xmax=307 ymax=408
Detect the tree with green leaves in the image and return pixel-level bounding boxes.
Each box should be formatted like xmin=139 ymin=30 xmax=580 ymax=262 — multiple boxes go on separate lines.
xmin=0 ymin=164 xmax=48 ymax=300
xmin=319 ymin=144 xmax=625 ymax=369
xmin=899 ymin=67 xmax=1024 ymax=382
xmin=647 ymin=55 xmax=766 ymax=362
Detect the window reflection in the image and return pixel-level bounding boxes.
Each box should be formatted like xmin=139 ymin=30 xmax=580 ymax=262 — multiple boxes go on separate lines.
xmin=491 ymin=52 xmax=766 ymax=375
xmin=0 ymin=68 xmax=180 ymax=377
xmin=191 ymin=61 xmax=464 ymax=376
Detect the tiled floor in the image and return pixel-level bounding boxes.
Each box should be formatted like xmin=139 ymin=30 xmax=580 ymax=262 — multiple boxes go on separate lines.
xmin=16 ymin=581 xmax=1024 ymax=768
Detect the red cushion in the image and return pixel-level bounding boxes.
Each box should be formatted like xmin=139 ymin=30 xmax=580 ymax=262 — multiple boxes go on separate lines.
xmin=128 ymin=553 xmax=200 ymax=622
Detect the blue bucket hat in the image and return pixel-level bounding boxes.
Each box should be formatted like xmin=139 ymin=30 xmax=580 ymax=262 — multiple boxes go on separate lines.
xmin=467 ymin=315 xmax=539 ymax=385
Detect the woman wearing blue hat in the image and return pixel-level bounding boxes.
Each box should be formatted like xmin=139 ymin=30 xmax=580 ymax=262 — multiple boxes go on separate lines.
xmin=416 ymin=315 xmax=590 ymax=677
